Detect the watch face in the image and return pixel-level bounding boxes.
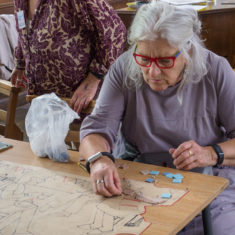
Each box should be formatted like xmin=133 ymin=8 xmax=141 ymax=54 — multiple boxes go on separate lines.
xmin=88 ymin=152 xmax=102 ymax=163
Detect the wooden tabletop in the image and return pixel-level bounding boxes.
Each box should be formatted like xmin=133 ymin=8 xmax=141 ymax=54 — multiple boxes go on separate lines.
xmin=0 ymin=137 xmax=229 ymax=234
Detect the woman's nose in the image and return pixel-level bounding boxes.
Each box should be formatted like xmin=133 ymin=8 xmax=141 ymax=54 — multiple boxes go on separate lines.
xmin=149 ymin=62 xmax=161 ymax=77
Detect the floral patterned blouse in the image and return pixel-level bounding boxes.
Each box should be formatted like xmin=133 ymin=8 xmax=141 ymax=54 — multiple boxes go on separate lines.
xmin=14 ymin=0 xmax=126 ymax=97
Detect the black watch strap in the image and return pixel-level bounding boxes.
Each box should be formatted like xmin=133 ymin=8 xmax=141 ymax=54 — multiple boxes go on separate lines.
xmin=86 ymin=152 xmax=115 ymax=173
xmin=211 ymin=144 xmax=224 ymax=167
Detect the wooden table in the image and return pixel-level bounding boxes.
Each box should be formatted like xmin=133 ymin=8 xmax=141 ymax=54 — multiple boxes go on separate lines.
xmin=0 ymin=137 xmax=229 ymax=234
xmin=115 ymin=0 xmax=235 ymax=68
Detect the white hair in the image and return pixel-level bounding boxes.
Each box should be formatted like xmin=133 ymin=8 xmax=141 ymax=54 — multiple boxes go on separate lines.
xmin=124 ymin=0 xmax=208 ymax=104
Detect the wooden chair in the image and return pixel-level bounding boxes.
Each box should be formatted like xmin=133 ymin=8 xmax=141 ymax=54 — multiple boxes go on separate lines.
xmin=26 ymin=95 xmax=96 ymax=148
xmin=0 ymin=79 xmax=24 ymax=140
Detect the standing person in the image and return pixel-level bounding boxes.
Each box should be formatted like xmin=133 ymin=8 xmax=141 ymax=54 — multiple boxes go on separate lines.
xmin=79 ymin=1 xmax=235 ymax=234
xmin=11 ymin=0 xmax=126 ymax=114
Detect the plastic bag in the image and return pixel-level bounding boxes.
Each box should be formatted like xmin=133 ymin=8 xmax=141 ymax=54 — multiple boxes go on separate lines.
xmin=25 ymin=93 xmax=79 ymax=162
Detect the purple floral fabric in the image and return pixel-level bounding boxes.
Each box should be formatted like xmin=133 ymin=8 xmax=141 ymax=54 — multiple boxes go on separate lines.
xmin=14 ymin=0 xmax=126 ymax=97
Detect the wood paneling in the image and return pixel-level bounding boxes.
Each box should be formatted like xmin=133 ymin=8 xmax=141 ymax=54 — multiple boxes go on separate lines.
xmin=0 ymin=0 xmax=14 ymax=14
xmin=107 ymin=0 xmax=128 ymax=9
xmin=200 ymin=10 xmax=235 ymax=67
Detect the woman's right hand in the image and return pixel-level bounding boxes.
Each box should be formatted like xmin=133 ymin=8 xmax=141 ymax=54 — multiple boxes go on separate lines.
xmin=90 ymin=156 xmax=122 ymax=197
xmin=10 ymin=68 xmax=28 ymax=88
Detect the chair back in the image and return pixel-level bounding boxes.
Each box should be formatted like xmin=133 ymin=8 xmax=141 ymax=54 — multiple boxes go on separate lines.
xmin=0 ymin=80 xmax=24 ymax=140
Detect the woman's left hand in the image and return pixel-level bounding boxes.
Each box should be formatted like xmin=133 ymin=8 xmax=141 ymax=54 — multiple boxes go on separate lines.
xmin=70 ymin=73 xmax=100 ymax=114
xmin=169 ymin=140 xmax=217 ymax=170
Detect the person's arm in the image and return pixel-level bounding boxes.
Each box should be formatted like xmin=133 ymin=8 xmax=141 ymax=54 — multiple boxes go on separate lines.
xmin=80 ymin=134 xmax=122 ymax=197
xmin=85 ymin=0 xmax=126 ymax=77
xmin=14 ymin=44 xmax=25 ymax=71
xmin=70 ymin=0 xmax=126 ymax=113
xmin=220 ymin=138 xmax=235 ymax=165
xmin=80 ymin=134 xmax=111 ymax=160
xmin=170 ymin=56 xmax=235 ymax=170
xmin=79 ymin=53 xmax=127 ymax=197
xmin=11 ymin=41 xmax=28 ymax=88
xmin=11 ymin=5 xmax=28 ymax=88
xmin=13 ymin=3 xmax=26 ymax=71
xmin=170 ymin=138 xmax=235 ymax=170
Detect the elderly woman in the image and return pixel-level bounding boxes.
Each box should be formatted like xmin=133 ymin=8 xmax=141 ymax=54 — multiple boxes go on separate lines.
xmin=79 ymin=1 xmax=235 ymax=234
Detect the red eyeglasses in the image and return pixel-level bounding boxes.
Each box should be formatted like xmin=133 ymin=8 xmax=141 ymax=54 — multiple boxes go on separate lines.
xmin=133 ymin=45 xmax=181 ymax=69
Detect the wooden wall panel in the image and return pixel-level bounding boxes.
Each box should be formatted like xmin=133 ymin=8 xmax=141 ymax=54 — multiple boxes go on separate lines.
xmin=200 ymin=10 xmax=235 ymax=67
xmin=0 ymin=0 xmax=14 ymax=14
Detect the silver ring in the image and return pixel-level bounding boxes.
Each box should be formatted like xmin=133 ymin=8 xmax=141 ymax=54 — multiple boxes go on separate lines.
xmin=16 ymin=78 xmax=21 ymax=82
xmin=96 ymin=179 xmax=104 ymax=185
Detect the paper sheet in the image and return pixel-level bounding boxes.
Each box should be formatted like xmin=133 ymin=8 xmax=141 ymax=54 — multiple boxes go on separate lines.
xmin=0 ymin=161 xmax=187 ymax=235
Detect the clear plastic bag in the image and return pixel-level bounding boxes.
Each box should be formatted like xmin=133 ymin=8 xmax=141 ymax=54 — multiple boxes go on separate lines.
xmin=25 ymin=93 xmax=79 ymax=162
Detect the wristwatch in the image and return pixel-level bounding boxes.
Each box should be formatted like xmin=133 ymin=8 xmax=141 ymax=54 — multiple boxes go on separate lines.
xmin=86 ymin=152 xmax=115 ymax=173
xmin=211 ymin=144 xmax=224 ymax=167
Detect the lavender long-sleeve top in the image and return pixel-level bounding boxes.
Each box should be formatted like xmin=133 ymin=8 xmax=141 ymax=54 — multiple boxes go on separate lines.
xmin=80 ymin=49 xmax=235 ymax=160
xmin=14 ymin=0 xmax=126 ymax=97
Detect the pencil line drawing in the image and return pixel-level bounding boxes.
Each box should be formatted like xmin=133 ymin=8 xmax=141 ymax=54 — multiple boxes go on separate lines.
xmin=0 ymin=161 xmax=187 ymax=235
